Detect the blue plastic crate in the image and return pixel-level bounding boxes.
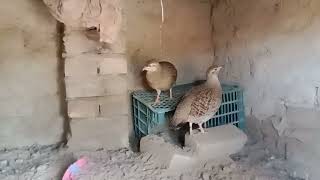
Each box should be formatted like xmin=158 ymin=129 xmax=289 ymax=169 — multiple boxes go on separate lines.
xmin=132 ymin=82 xmax=245 ymax=139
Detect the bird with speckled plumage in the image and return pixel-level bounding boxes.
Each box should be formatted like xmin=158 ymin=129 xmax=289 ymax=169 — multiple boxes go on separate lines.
xmin=171 ymin=66 xmax=223 ymax=135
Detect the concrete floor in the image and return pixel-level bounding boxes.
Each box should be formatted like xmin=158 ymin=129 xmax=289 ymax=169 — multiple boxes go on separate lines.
xmin=0 ymin=142 xmax=302 ymax=180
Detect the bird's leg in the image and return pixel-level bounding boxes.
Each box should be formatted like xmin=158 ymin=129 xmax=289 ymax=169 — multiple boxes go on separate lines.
xmin=198 ymin=123 xmax=206 ymax=133
xmin=169 ymin=88 xmax=173 ymax=99
xmin=153 ymin=90 xmax=161 ymax=105
xmin=189 ymin=122 xmax=193 ymax=135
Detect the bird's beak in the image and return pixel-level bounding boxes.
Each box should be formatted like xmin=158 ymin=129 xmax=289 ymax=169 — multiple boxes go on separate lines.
xmin=217 ymin=66 xmax=223 ymax=71
xmin=142 ymin=67 xmax=147 ymax=71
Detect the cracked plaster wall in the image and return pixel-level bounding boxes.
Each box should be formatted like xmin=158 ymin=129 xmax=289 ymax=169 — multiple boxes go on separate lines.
xmin=212 ymin=0 xmax=320 ymax=178
xmin=126 ymin=0 xmax=214 ymax=91
xmin=0 ymin=0 xmax=64 ymax=148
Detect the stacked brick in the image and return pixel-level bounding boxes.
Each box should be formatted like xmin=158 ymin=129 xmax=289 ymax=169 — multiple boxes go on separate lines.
xmin=63 ymin=27 xmax=128 ymax=150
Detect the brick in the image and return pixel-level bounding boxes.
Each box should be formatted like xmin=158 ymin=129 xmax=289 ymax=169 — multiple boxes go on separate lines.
xmin=140 ymin=134 xmax=183 ymax=168
xmin=100 ymin=95 xmax=128 ymax=116
xmin=102 ymin=75 xmax=128 ymax=95
xmin=63 ymin=29 xmax=99 ymax=57
xmin=65 ymin=54 xmax=127 ymax=77
xmin=65 ymin=57 xmax=98 ymax=77
xmin=99 ymin=54 xmax=127 ymax=75
xmin=185 ymin=124 xmax=247 ymax=161
xmin=107 ymin=30 xmax=126 ymax=54
xmin=286 ymin=106 xmax=320 ymax=129
xmin=168 ymin=151 xmax=195 ymax=170
xmin=65 ymin=76 xmax=102 ymax=98
xmin=65 ymin=75 xmax=127 ymax=98
xmin=67 ymin=95 xmax=128 ymax=118
xmin=286 ymin=138 xmax=320 ymax=179
xmin=68 ymin=98 xmax=99 ymax=118
xmin=286 ymin=129 xmax=320 ymax=154
xmin=68 ymin=116 xmax=129 ymax=150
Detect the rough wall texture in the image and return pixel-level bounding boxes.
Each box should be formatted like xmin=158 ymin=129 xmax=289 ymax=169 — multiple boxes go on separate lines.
xmin=212 ymin=0 xmax=320 ymax=178
xmin=126 ymin=0 xmax=214 ymax=90
xmin=0 ymin=0 xmax=64 ymax=147
xmin=64 ymin=25 xmax=129 ymax=150
xmin=43 ymin=0 xmax=122 ymax=44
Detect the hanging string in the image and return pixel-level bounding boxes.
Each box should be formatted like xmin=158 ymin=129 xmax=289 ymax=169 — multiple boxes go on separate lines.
xmin=160 ymin=0 xmax=164 ymax=59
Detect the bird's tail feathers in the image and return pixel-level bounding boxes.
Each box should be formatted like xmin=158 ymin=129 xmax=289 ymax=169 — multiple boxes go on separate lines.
xmin=169 ymin=116 xmax=187 ymax=130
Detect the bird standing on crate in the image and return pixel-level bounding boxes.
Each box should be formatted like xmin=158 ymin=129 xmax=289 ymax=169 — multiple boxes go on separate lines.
xmin=142 ymin=60 xmax=177 ymax=105
xmin=171 ymin=66 xmax=223 ymax=135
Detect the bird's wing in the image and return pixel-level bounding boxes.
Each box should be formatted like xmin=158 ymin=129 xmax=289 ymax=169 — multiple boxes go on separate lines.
xmin=171 ymin=85 xmax=209 ymax=126
xmin=189 ymin=88 xmax=221 ymax=117
xmin=160 ymin=62 xmax=177 ymax=84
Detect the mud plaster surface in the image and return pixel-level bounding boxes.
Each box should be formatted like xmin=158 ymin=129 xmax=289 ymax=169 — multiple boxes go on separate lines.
xmin=0 ymin=142 xmax=302 ymax=180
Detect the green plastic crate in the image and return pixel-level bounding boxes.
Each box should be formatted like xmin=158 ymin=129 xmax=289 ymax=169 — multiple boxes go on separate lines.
xmin=132 ymin=82 xmax=245 ymax=139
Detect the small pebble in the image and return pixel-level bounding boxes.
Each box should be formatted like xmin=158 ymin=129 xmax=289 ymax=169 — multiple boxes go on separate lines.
xmin=37 ymin=164 xmax=48 ymax=171
xmin=18 ymin=152 xmax=31 ymax=159
xmin=32 ymin=152 xmax=41 ymax=158
xmin=0 ymin=160 xmax=9 ymax=167
xmin=230 ymin=163 xmax=237 ymax=169
xmin=201 ymin=172 xmax=210 ymax=180
xmin=15 ymin=159 xmax=24 ymax=164
xmin=269 ymin=156 xmax=275 ymax=160
xmin=222 ymin=166 xmax=232 ymax=173
xmin=125 ymin=150 xmax=132 ymax=156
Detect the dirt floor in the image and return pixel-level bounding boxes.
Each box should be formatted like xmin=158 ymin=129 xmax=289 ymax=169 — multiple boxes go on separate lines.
xmin=0 ymin=140 xmax=304 ymax=180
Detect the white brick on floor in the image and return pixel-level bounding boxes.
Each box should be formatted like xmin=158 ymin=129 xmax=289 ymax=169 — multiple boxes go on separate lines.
xmin=185 ymin=124 xmax=247 ymax=161
xmin=140 ymin=134 xmax=196 ymax=170
xmin=139 ymin=132 xmax=236 ymax=172
xmin=168 ymin=150 xmax=195 ymax=170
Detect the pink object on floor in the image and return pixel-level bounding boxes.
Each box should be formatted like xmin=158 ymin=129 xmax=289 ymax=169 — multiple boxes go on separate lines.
xmin=62 ymin=157 xmax=88 ymax=180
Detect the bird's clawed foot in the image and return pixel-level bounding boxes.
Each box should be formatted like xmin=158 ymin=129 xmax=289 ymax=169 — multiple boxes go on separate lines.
xmin=189 ymin=122 xmax=193 ymax=136
xmin=189 ymin=130 xmax=193 ymax=136
xmin=198 ymin=124 xmax=207 ymax=134
xmin=169 ymin=88 xmax=173 ymax=99
xmin=199 ymin=130 xmax=208 ymax=134
xmin=153 ymin=99 xmax=160 ymax=106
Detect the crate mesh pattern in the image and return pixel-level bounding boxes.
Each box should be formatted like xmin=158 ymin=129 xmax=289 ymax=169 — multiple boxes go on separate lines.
xmin=132 ymin=83 xmax=245 ymax=139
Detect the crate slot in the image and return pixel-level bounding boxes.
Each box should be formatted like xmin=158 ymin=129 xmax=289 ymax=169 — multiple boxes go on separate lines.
xmin=132 ymin=83 xmax=245 ymax=139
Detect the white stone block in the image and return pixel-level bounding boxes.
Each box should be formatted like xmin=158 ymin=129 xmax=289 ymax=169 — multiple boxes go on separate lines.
xmin=63 ymin=29 xmax=99 ymax=57
xmin=286 ymin=138 xmax=320 ymax=180
xmin=140 ymin=135 xmax=178 ymax=167
xmin=65 ymin=53 xmax=127 ymax=77
xmin=140 ymin=132 xmax=238 ymax=172
xmin=100 ymin=95 xmax=128 ymax=116
xmin=286 ymin=107 xmax=320 ymax=129
xmin=65 ymin=57 xmax=98 ymax=77
xmin=185 ymin=124 xmax=247 ymax=160
xmin=65 ymin=75 xmax=127 ymax=98
xmin=68 ymin=98 xmax=99 ymax=118
xmin=99 ymin=54 xmax=127 ymax=75
xmin=68 ymin=116 xmax=129 ymax=150
xmin=140 ymin=134 xmax=196 ymax=170
xmin=286 ymin=129 xmax=320 ymax=157
xmin=168 ymin=151 xmax=195 ymax=170
xmin=68 ymin=95 xmax=128 ymax=118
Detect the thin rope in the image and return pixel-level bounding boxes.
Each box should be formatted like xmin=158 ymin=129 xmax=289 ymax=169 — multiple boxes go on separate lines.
xmin=160 ymin=0 xmax=164 ymax=23
xmin=160 ymin=0 xmax=164 ymax=58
